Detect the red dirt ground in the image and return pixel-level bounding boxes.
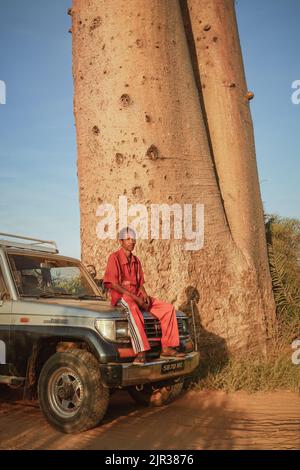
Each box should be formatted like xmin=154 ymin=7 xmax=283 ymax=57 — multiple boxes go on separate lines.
xmin=0 ymin=387 xmax=299 ymax=450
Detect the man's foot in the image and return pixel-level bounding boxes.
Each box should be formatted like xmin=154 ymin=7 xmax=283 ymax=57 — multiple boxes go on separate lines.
xmin=160 ymin=347 xmax=185 ymax=358
xmin=133 ymin=352 xmax=146 ymax=365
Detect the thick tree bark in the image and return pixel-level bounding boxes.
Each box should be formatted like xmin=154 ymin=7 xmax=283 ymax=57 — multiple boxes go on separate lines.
xmin=182 ymin=0 xmax=275 ymax=336
xmin=72 ymin=0 xmax=275 ymax=355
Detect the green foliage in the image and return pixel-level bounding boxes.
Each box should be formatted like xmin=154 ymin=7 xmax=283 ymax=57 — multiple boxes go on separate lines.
xmin=266 ymin=215 xmax=300 ymax=315
xmin=191 ymin=214 xmax=300 ymax=393
xmin=268 ymin=245 xmax=300 ymax=321
xmin=266 ymin=215 xmax=300 ymax=350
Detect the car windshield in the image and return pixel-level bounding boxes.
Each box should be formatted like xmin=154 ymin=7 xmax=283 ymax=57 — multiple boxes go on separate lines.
xmin=8 ymin=253 xmax=99 ymax=299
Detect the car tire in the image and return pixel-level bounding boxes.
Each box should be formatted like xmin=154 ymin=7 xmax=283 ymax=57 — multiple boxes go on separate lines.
xmin=38 ymin=349 xmax=109 ymax=433
xmin=128 ymin=381 xmax=184 ymax=407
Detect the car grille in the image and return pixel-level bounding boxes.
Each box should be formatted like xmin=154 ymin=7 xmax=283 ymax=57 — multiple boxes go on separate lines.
xmin=144 ymin=317 xmax=186 ymax=339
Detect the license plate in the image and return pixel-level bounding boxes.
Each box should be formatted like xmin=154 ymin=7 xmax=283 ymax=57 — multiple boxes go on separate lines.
xmin=161 ymin=360 xmax=185 ymax=374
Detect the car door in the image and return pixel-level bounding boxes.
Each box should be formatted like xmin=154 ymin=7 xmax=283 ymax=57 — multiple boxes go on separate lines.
xmin=0 ymin=260 xmax=13 ymax=374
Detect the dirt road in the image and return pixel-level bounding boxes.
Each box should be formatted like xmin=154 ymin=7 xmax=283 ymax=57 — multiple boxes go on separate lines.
xmin=0 ymin=387 xmax=299 ymax=450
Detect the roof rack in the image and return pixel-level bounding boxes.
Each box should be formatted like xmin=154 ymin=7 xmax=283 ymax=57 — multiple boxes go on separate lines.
xmin=0 ymin=232 xmax=59 ymax=254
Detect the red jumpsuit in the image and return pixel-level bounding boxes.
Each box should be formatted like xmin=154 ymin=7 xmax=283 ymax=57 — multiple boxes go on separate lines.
xmin=103 ymin=248 xmax=180 ymax=353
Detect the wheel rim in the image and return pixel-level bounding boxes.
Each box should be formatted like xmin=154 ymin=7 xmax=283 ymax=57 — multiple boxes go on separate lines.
xmin=48 ymin=367 xmax=84 ymax=418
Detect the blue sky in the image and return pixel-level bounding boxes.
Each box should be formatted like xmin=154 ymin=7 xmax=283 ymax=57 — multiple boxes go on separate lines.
xmin=0 ymin=0 xmax=299 ymax=258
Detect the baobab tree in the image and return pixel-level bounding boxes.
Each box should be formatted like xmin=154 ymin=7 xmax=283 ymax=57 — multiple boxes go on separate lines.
xmin=71 ymin=0 xmax=275 ymax=354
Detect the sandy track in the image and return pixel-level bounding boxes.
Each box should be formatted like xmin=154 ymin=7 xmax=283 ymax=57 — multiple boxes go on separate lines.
xmin=0 ymin=388 xmax=299 ymax=450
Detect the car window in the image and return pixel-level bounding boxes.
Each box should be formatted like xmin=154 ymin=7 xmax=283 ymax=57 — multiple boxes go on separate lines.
xmin=8 ymin=253 xmax=97 ymax=297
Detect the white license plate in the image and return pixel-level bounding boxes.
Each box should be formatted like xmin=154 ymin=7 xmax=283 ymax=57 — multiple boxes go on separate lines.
xmin=161 ymin=360 xmax=185 ymax=374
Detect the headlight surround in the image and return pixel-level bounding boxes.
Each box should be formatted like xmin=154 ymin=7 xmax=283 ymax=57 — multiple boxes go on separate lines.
xmin=116 ymin=320 xmax=130 ymax=342
xmin=182 ymin=318 xmax=189 ymax=334
xmin=177 ymin=317 xmax=189 ymax=335
xmin=95 ymin=319 xmax=130 ymax=343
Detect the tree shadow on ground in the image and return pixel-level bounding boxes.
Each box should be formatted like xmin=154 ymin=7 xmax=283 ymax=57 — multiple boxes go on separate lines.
xmin=82 ymin=390 xmax=242 ymax=450
xmin=2 ymin=387 xmax=300 ymax=450
xmin=0 ymin=388 xmax=245 ymax=450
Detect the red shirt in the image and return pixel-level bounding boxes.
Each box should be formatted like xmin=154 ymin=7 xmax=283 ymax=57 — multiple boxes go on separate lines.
xmin=103 ymin=248 xmax=145 ymax=306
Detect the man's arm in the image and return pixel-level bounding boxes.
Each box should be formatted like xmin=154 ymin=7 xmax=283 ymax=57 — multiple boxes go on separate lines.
xmin=138 ymin=285 xmax=151 ymax=307
xmin=109 ymin=282 xmax=147 ymax=309
xmin=136 ymin=259 xmax=151 ymax=307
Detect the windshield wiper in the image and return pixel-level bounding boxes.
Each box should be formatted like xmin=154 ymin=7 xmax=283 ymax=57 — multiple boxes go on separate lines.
xmin=76 ymin=294 xmax=104 ymax=300
xmin=21 ymin=293 xmax=75 ymax=299
xmin=21 ymin=293 xmax=104 ymax=300
xmin=21 ymin=293 xmax=57 ymax=298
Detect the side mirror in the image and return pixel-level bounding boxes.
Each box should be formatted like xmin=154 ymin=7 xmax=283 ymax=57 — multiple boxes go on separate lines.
xmin=94 ymin=279 xmax=108 ymax=298
xmin=86 ymin=264 xmax=97 ymax=279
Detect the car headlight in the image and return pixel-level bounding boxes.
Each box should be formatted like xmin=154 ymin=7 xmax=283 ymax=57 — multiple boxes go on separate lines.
xmin=95 ymin=319 xmax=116 ymax=341
xmin=95 ymin=319 xmax=130 ymax=343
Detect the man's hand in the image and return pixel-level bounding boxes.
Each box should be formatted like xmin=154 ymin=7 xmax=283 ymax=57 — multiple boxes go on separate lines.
xmin=135 ymin=296 xmax=148 ymax=311
xmin=143 ymin=296 xmax=151 ymax=308
xmin=110 ymin=282 xmax=150 ymax=310
xmin=138 ymin=286 xmax=151 ymax=309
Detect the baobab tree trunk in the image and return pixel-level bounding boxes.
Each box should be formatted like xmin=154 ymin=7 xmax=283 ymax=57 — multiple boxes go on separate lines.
xmin=182 ymin=0 xmax=275 ymax=331
xmin=72 ymin=0 xmax=275 ymax=355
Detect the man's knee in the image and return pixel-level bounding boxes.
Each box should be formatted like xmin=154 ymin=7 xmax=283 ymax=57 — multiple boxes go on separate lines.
xmin=162 ymin=301 xmax=174 ymax=311
xmin=123 ymin=293 xmax=137 ymax=306
xmin=153 ymin=300 xmax=175 ymax=316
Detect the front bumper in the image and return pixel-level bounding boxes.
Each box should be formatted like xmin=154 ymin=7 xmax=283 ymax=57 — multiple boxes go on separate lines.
xmin=100 ymin=351 xmax=200 ymax=387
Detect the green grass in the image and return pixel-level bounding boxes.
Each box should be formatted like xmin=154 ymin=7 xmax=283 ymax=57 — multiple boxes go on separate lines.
xmin=191 ymin=351 xmax=300 ymax=393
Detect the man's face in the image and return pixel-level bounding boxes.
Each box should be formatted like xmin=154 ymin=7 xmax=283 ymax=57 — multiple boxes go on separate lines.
xmin=120 ymin=235 xmax=136 ymax=252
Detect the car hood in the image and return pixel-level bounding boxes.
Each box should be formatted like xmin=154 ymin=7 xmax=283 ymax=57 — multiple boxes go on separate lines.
xmin=13 ymin=298 xmax=124 ymax=320
xmin=13 ymin=297 xmax=187 ymax=320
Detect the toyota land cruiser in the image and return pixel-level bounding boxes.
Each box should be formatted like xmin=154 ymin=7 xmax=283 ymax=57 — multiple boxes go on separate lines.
xmin=0 ymin=233 xmax=199 ymax=433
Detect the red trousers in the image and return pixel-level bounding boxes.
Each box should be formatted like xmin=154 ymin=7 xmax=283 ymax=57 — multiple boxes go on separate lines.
xmin=120 ymin=294 xmax=180 ymax=353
